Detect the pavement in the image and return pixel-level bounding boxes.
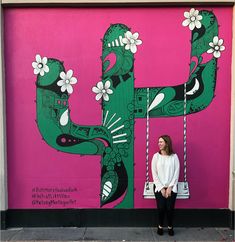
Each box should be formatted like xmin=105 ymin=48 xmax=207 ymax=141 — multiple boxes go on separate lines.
xmin=1 ymin=227 xmax=234 ymax=241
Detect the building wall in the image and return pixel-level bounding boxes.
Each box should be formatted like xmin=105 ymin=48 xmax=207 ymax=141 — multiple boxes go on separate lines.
xmin=1 ymin=1 xmax=234 ymax=228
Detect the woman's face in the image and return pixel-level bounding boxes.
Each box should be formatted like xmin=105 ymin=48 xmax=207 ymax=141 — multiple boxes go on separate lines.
xmin=158 ymin=137 xmax=167 ymax=151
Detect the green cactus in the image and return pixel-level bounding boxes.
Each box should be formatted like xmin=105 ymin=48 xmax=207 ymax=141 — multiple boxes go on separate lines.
xmin=34 ymin=10 xmax=222 ymax=207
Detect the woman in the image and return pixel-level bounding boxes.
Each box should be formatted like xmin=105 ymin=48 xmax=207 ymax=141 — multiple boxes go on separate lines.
xmin=151 ymin=135 xmax=180 ymax=236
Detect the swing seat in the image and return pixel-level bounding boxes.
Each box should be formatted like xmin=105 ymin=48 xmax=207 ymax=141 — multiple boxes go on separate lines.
xmin=143 ymin=181 xmax=190 ymax=199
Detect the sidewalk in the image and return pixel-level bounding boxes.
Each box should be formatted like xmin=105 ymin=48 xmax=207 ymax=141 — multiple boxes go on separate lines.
xmin=1 ymin=227 xmax=234 ymax=241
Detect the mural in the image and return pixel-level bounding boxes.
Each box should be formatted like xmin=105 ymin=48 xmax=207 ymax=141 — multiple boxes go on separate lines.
xmin=33 ymin=8 xmax=225 ymax=207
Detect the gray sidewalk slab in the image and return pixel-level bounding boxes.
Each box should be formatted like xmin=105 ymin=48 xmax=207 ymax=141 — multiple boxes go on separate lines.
xmin=1 ymin=227 xmax=234 ymax=241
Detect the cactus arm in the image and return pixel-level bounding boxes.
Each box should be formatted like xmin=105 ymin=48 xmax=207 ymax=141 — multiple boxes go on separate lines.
xmin=134 ymin=10 xmax=219 ymax=118
xmin=36 ymin=59 xmax=112 ymax=155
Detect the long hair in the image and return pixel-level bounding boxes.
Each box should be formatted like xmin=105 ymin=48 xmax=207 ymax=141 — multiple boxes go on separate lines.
xmin=159 ymin=135 xmax=174 ymax=155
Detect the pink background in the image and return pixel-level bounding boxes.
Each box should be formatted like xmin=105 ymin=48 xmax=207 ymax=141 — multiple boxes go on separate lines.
xmin=4 ymin=7 xmax=232 ymax=209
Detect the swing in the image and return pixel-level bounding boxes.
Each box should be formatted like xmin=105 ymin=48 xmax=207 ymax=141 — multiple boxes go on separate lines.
xmin=143 ymin=85 xmax=190 ymax=199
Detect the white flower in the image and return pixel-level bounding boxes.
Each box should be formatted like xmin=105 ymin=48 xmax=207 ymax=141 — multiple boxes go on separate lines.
xmin=57 ymin=70 xmax=77 ymax=94
xmin=122 ymin=31 xmax=142 ymax=54
xmin=32 ymin=54 xmax=49 ymax=76
xmin=92 ymin=80 xmax=113 ymax=101
xmin=182 ymin=8 xmax=203 ymax=30
xmin=207 ymin=36 xmax=225 ymax=58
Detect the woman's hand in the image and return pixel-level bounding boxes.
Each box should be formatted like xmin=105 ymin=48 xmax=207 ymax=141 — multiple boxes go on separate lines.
xmin=166 ymin=187 xmax=172 ymax=198
xmin=161 ymin=188 xmax=166 ymax=198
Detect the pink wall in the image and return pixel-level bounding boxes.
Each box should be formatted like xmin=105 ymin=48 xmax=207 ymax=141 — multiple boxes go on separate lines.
xmin=4 ymin=7 xmax=232 ymax=209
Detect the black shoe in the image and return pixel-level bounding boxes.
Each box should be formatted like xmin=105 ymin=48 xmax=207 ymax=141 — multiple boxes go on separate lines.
xmin=157 ymin=226 xmax=163 ymax=235
xmin=168 ymin=227 xmax=174 ymax=236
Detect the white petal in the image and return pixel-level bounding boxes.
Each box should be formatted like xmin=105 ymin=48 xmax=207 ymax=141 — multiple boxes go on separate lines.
xmin=189 ymin=8 xmax=195 ymax=16
xmin=60 ymin=71 xmax=66 ymax=80
xmin=66 ymin=84 xmax=73 ymax=94
xmin=189 ymin=22 xmax=195 ymax=30
xmin=135 ymin=39 xmax=142 ymax=45
xmin=184 ymin=11 xmax=190 ymax=18
xmin=130 ymin=44 xmax=137 ymax=54
xmin=92 ymin=86 xmax=101 ymax=94
xmin=194 ymin=10 xmax=199 ymax=16
xmin=34 ymin=68 xmax=40 ymax=75
xmin=195 ymin=20 xmax=202 ymax=29
xmin=218 ymin=38 xmax=224 ymax=46
xmin=39 ymin=69 xmax=45 ymax=76
xmin=96 ymin=93 xmax=103 ymax=101
xmin=97 ymin=81 xmax=104 ymax=90
xmin=125 ymin=44 xmax=130 ymax=50
xmin=32 ymin=62 xmax=38 ymax=68
xmin=132 ymin=32 xmax=139 ymax=40
xmin=197 ymin=15 xmax=203 ymax=20
xmin=44 ymin=65 xmax=49 ymax=73
xmin=125 ymin=31 xmax=132 ymax=39
xmin=42 ymin=57 xmax=47 ymax=64
xmin=36 ymin=54 xmax=41 ymax=63
xmin=67 ymin=70 xmax=73 ymax=79
xmin=103 ymin=93 xmax=109 ymax=101
xmin=213 ymin=36 xmax=219 ymax=45
xmin=105 ymin=80 xmax=111 ymax=89
xmin=209 ymin=42 xmax=214 ymax=48
xmin=61 ymin=85 xmax=67 ymax=92
xmin=122 ymin=38 xmax=128 ymax=44
xmin=182 ymin=19 xmax=190 ymax=27
xmin=57 ymin=80 xmax=65 ymax=86
xmin=70 ymin=77 xmax=77 ymax=84
xmin=106 ymin=89 xmax=113 ymax=94
xmin=207 ymin=48 xmax=214 ymax=54
xmin=214 ymin=51 xmax=221 ymax=58
xmin=220 ymin=45 xmax=225 ymax=51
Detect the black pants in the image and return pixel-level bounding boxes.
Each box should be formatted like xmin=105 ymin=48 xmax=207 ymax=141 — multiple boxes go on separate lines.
xmin=154 ymin=187 xmax=177 ymax=227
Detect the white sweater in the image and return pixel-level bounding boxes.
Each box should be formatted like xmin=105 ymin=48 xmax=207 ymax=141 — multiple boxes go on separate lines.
xmin=151 ymin=152 xmax=180 ymax=193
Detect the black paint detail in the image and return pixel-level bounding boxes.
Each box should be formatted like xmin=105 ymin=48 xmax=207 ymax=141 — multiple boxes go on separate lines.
xmin=192 ymin=25 xmax=206 ymax=43
xmin=77 ymin=127 xmax=91 ymax=137
xmin=35 ymin=58 xmax=66 ymax=97
xmin=111 ymin=76 xmax=121 ymax=88
xmin=56 ymin=134 xmax=85 ymax=146
xmin=53 ymin=109 xmax=58 ymax=117
xmin=201 ymin=10 xmax=216 ymax=26
xmin=174 ymin=65 xmax=206 ymax=101
xmin=122 ymin=73 xmax=131 ymax=82
xmin=36 ymin=80 xmax=68 ymax=97
xmin=101 ymin=161 xmax=128 ymax=207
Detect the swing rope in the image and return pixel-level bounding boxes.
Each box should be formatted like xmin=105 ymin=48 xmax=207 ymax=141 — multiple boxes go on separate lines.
xmin=183 ymin=82 xmax=187 ymax=186
xmin=145 ymin=87 xmax=150 ymax=190
xmin=145 ymin=85 xmax=188 ymax=192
